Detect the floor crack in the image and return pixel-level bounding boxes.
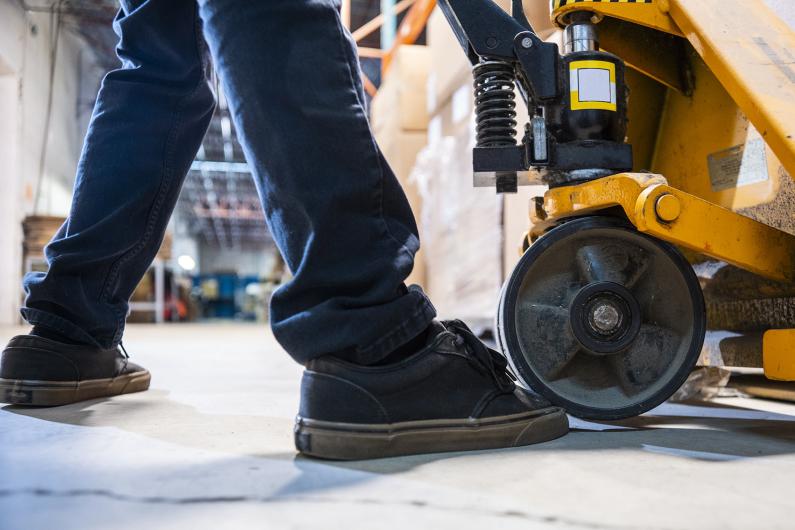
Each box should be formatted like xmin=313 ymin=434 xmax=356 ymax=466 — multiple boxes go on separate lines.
xmin=0 ymin=487 xmax=672 ymax=530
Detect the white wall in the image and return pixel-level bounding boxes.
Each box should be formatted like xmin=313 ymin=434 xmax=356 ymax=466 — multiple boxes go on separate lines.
xmin=0 ymin=74 xmax=23 ymax=325
xmin=0 ymin=1 xmax=25 ymax=74
xmin=0 ymin=0 xmax=97 ymax=324
xmin=0 ymin=1 xmax=27 ymax=324
xmin=19 ymin=12 xmax=86 ymax=216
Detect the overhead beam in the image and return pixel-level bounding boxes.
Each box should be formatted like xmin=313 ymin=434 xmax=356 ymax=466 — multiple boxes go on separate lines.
xmin=382 ymin=0 xmax=436 ymax=73
xmin=351 ymin=0 xmax=415 ymax=43
xmin=362 ymin=74 xmax=378 ymax=97
xmin=357 ymin=47 xmax=384 ymax=58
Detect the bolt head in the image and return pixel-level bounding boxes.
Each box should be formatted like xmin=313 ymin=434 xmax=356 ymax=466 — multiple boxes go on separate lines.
xmin=486 ymin=36 xmax=499 ymax=48
xmin=591 ymin=303 xmax=621 ymax=333
xmin=655 ymin=193 xmax=682 ymax=222
xmin=521 ymin=37 xmax=534 ymax=49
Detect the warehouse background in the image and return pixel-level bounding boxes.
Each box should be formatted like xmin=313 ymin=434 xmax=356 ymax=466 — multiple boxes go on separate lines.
xmin=1 ymin=0 xmax=794 ymax=333
xmin=3 ymin=2 xmax=795 ymax=528
xmin=0 ymin=0 xmax=559 ymax=331
xmin=0 ymin=0 xmax=387 ymax=326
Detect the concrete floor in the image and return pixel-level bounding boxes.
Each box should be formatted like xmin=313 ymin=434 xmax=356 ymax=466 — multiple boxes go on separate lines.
xmin=1 ymin=323 xmax=794 ymax=530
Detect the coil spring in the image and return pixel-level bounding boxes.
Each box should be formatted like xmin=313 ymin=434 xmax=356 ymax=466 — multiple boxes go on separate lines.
xmin=473 ymin=60 xmax=517 ymax=147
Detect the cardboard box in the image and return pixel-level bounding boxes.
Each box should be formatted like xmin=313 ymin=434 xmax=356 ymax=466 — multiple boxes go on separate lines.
xmin=525 ymin=0 xmax=557 ymax=39
xmin=426 ymin=8 xmax=472 ymax=118
xmin=411 ymin=133 xmax=503 ymax=324
xmin=427 ymin=82 xmax=474 ymax=145
xmin=427 ymin=74 xmax=543 ymax=294
xmin=371 ymin=45 xmax=430 ymax=133
xmin=502 ymin=185 xmax=547 ymax=280
xmin=411 ymin=0 xmax=558 ymax=318
xmin=371 ymin=45 xmax=433 ymax=286
xmin=428 ymin=82 xmax=547 ymax=284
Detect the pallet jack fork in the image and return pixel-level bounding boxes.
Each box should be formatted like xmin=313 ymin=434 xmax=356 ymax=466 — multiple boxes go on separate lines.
xmin=438 ymin=0 xmax=795 ymax=418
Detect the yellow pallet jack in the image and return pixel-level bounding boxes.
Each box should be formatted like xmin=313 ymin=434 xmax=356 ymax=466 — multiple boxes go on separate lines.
xmin=436 ymin=0 xmax=795 ymax=418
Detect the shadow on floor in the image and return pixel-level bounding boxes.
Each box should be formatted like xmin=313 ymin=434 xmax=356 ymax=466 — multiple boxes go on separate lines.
xmin=324 ymin=399 xmax=795 ymax=474
xmin=4 ymin=390 xmax=296 ymax=462
xmin=6 ymin=392 xmax=795 ymax=478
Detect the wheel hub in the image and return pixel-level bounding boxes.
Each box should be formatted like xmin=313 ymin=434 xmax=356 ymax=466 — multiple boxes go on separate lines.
xmin=590 ymin=302 xmax=621 ymax=333
xmin=569 ymin=281 xmax=642 ymax=355
xmin=498 ymin=216 xmax=706 ymax=420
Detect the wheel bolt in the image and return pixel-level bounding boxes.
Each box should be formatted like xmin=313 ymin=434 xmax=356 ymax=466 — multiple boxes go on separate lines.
xmin=591 ymin=303 xmax=621 ymax=333
xmin=655 ymin=193 xmax=681 ymax=222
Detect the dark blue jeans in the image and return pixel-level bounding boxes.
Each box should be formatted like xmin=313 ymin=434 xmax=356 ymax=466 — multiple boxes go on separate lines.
xmin=22 ymin=0 xmax=436 ymax=365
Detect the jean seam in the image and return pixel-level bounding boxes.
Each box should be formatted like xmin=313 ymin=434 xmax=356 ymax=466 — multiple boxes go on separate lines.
xmin=331 ymin=11 xmax=414 ymax=264
xmin=331 ymin=8 xmax=432 ymax=362
xmin=20 ymin=308 xmax=101 ymax=347
xmin=99 ymin=2 xmax=208 ymax=346
xmin=353 ymin=292 xmax=436 ymax=362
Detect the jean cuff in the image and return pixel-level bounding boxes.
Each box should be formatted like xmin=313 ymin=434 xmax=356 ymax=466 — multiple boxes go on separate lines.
xmin=350 ymin=284 xmax=438 ymax=365
xmin=20 ymin=307 xmax=103 ymax=348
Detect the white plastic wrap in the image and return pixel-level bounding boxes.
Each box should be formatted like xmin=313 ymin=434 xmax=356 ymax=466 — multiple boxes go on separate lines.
xmin=410 ymin=124 xmax=503 ymax=323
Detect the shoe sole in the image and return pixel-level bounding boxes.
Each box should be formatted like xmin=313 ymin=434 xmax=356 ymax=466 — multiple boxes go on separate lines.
xmin=294 ymin=406 xmax=569 ymax=460
xmin=0 ymin=370 xmax=151 ymax=407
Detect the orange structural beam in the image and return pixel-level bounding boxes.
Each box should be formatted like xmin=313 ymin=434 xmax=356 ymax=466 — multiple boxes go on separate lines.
xmin=351 ymin=0 xmax=417 ymax=43
xmin=381 ymin=0 xmax=436 ymax=76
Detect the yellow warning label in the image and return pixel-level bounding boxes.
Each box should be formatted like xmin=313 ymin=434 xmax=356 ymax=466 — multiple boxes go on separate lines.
xmin=569 ymin=60 xmax=617 ymax=111
xmin=553 ymin=0 xmax=652 ymax=10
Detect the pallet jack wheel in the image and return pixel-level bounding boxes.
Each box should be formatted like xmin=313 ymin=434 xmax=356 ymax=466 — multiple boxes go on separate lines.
xmin=497 ymin=216 xmax=706 ymax=420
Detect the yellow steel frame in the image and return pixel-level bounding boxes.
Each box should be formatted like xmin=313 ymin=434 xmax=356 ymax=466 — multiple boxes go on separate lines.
xmin=541 ymin=0 xmax=795 ymax=380
xmin=532 ymin=173 xmax=795 ymax=282
xmin=551 ymin=0 xmax=682 ymax=36
xmin=667 ymin=0 xmax=795 ymax=182
xmin=763 ymin=330 xmax=795 ymax=381
xmin=531 ymin=174 xmax=795 ymax=380
xmin=551 ymin=0 xmax=795 ymax=181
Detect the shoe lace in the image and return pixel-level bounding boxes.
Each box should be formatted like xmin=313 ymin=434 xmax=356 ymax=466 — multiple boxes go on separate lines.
xmin=444 ymin=319 xmax=516 ymax=393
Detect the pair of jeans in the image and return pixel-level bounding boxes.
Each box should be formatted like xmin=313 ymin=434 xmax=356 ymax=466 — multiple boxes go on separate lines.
xmin=22 ymin=0 xmax=436 ymax=365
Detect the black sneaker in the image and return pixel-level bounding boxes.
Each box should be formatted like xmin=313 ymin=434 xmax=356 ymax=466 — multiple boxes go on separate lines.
xmin=0 ymin=335 xmax=151 ymax=406
xmin=295 ymin=320 xmax=568 ymax=460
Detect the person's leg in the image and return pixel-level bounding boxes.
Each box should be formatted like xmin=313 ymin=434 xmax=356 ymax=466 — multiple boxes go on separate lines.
xmin=0 ymin=0 xmax=215 ymax=406
xmin=21 ymin=0 xmax=216 ymax=348
xmin=196 ymin=0 xmax=568 ymax=460
xmin=197 ymin=0 xmax=436 ymax=366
